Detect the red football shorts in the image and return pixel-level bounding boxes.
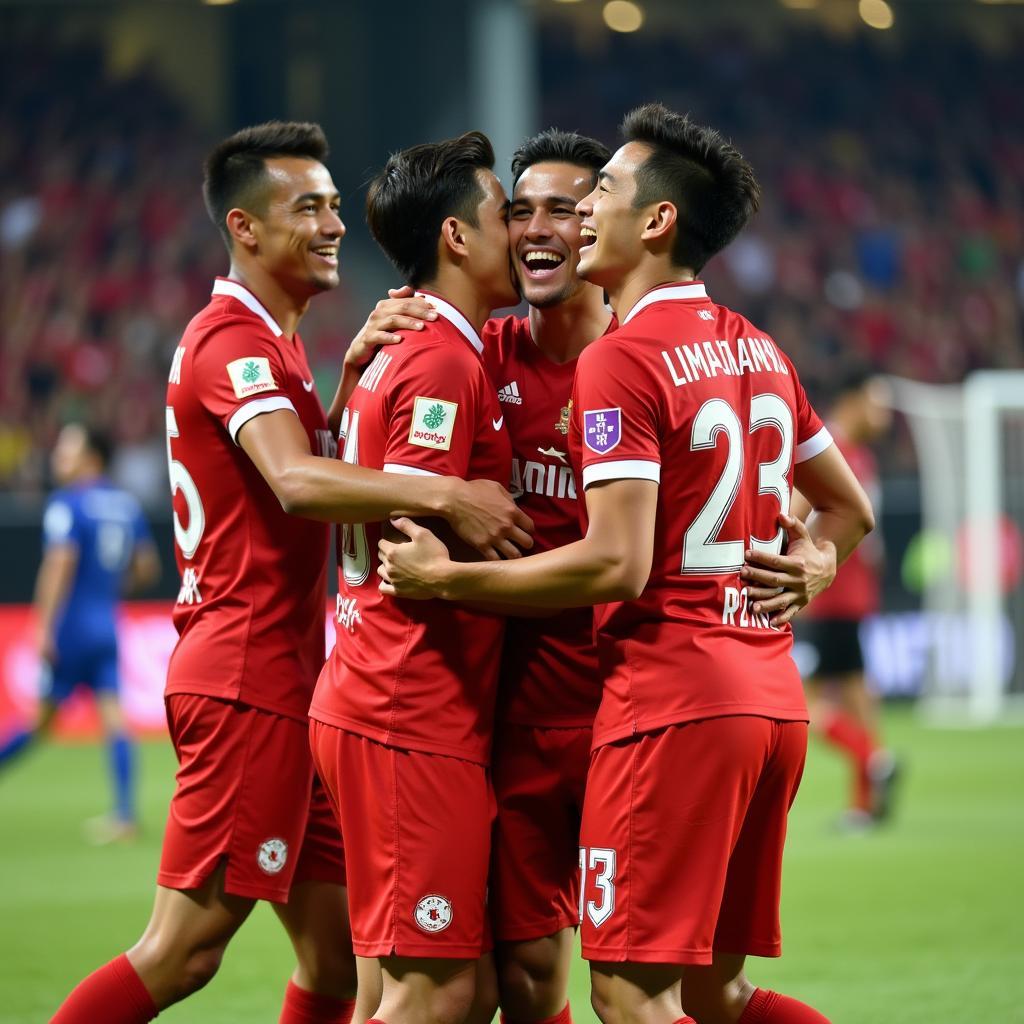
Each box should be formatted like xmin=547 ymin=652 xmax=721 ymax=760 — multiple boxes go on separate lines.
xmin=310 ymin=721 xmax=493 ymax=959
xmin=490 ymin=723 xmax=591 ymax=942
xmin=159 ymin=694 xmax=345 ymax=903
xmin=579 ymin=716 xmax=808 ymax=964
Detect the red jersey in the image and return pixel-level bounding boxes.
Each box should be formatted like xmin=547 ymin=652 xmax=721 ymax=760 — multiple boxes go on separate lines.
xmin=569 ymin=282 xmax=833 ymax=749
xmin=165 ymin=278 xmax=335 ymax=721
xmin=483 ymin=315 xmax=611 ymax=727
xmin=310 ymin=294 xmax=511 ymax=765
xmin=804 ymin=431 xmax=881 ymax=620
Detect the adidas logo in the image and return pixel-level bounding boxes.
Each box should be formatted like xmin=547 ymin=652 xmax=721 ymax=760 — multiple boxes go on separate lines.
xmin=497 ymin=381 xmax=523 ymax=405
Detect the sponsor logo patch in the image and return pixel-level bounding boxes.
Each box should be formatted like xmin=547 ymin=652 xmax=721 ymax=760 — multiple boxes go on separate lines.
xmin=583 ymin=407 xmax=622 ymax=454
xmin=227 ymin=356 xmax=276 ymax=399
xmin=257 ymin=837 xmax=288 ymax=875
xmin=414 ymin=893 xmax=453 ymax=933
xmin=409 ymin=397 xmax=457 ymax=451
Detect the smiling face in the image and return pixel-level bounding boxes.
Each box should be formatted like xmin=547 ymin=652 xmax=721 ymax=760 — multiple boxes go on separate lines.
xmin=464 ymin=168 xmax=520 ymax=310
xmin=509 ymin=161 xmax=598 ymax=309
xmin=248 ymin=157 xmax=346 ymax=296
xmin=576 ymin=141 xmax=656 ymax=290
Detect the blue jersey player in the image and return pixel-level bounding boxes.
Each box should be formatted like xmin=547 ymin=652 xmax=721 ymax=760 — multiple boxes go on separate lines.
xmin=0 ymin=423 xmax=160 ymax=842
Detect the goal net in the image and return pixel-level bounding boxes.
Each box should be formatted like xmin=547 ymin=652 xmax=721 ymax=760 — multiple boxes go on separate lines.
xmin=889 ymin=371 xmax=1024 ymax=724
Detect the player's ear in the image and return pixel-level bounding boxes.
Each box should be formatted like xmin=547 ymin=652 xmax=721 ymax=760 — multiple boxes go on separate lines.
xmin=226 ymin=208 xmax=259 ymax=252
xmin=640 ymin=201 xmax=677 ymax=247
xmin=440 ymin=216 xmax=470 ymax=260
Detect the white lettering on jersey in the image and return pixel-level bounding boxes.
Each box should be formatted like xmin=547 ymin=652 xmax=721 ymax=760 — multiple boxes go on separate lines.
xmin=169 ymin=346 xmax=186 ymax=385
xmin=661 ymin=337 xmax=789 ymax=389
xmin=511 ymin=458 xmax=577 ymax=501
xmin=721 ymin=586 xmax=775 ymax=630
xmin=177 ymin=567 xmax=203 ymax=605
xmin=335 ymin=594 xmax=362 ymax=633
xmin=315 ymin=429 xmax=337 ymax=459
xmin=359 ymin=351 xmax=393 ymax=394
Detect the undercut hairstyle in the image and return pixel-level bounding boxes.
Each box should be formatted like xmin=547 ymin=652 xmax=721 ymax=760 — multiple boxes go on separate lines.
xmin=203 ymin=121 xmax=329 ymax=251
xmin=511 ymin=128 xmax=611 ymax=187
xmin=621 ymin=103 xmax=760 ymax=273
xmin=366 ymin=131 xmax=495 ymax=287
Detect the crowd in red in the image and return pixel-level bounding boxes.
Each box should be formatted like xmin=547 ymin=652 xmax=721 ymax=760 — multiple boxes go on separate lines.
xmin=3 ymin=28 xmax=1022 ymax=499
xmin=542 ymin=26 xmax=1024 ymax=406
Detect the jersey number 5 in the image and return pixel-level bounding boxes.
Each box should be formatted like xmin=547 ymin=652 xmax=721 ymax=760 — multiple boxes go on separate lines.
xmin=166 ymin=406 xmax=205 ymax=560
xmin=338 ymin=409 xmax=371 ymax=586
xmin=682 ymin=394 xmax=793 ymax=574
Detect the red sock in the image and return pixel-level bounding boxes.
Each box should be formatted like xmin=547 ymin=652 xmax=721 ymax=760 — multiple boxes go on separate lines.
xmin=739 ymin=988 xmax=831 ymax=1023
xmin=501 ymin=1003 xmax=573 ymax=1024
xmin=279 ymin=980 xmax=356 ymax=1024
xmin=822 ymin=710 xmax=876 ymax=811
xmin=50 ymin=953 xmax=158 ymax=1023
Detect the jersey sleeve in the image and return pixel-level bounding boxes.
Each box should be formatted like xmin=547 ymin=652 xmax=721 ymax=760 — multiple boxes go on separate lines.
xmin=791 ymin=369 xmax=833 ymax=463
xmin=42 ymin=496 xmax=80 ymax=549
xmin=191 ymin=323 xmax=296 ymax=444
xmin=572 ymin=338 xmax=662 ymax=489
xmin=480 ymin=318 xmax=505 ymax=384
xmin=381 ymin=347 xmax=483 ymax=478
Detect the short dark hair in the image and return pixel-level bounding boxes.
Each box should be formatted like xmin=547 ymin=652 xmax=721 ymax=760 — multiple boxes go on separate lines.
xmin=511 ymin=128 xmax=611 ymax=188
xmin=366 ymin=131 xmax=495 ymax=287
xmin=621 ymin=103 xmax=760 ymax=273
xmin=203 ymin=121 xmax=329 ymax=251
xmin=81 ymin=424 xmax=114 ymax=469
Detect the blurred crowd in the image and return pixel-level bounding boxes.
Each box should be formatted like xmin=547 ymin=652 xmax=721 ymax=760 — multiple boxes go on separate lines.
xmin=542 ymin=26 xmax=1024 ymax=408
xmin=0 ymin=37 xmax=355 ymax=505
xmin=2 ymin=26 xmax=1022 ymax=501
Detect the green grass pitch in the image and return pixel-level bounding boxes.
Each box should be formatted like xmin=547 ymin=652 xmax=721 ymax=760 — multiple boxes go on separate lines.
xmin=1 ymin=706 xmax=1021 ymax=1022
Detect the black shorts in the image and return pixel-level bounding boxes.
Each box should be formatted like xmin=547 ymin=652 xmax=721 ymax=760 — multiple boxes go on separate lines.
xmin=795 ymin=618 xmax=864 ymax=678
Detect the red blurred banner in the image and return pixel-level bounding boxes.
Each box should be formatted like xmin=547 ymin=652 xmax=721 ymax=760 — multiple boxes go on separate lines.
xmin=0 ymin=602 xmax=337 ymax=739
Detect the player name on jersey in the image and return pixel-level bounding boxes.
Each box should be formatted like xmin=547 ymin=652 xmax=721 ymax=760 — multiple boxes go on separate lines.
xmin=660 ymin=336 xmax=790 ymax=388
xmin=510 ymin=457 xmax=577 ymax=501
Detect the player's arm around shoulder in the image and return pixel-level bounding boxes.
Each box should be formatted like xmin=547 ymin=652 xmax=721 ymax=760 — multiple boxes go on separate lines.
xmin=378 ymin=473 xmax=657 ymax=607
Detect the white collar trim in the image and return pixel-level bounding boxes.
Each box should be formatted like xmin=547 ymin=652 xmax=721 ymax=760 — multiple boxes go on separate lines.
xmin=623 ymin=282 xmax=708 ymax=325
xmin=414 ymin=292 xmax=484 ymax=355
xmin=212 ymin=278 xmax=283 ymax=337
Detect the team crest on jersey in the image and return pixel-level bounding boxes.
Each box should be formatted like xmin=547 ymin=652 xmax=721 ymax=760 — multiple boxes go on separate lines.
xmin=583 ymin=408 xmax=621 ymax=453
xmin=409 ymin=396 xmax=457 ymax=451
xmin=257 ymin=837 xmax=288 ymax=875
xmin=414 ymin=894 xmax=453 ymax=933
xmin=227 ymin=356 xmax=276 ymax=399
xmin=555 ymin=399 xmax=572 ymax=436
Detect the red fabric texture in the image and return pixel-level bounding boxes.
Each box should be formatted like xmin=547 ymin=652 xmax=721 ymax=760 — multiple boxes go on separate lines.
xmin=278 ymin=980 xmax=355 ymax=1024
xmin=50 ymin=953 xmax=157 ymax=1023
xmin=740 ymin=988 xmax=831 ymax=1023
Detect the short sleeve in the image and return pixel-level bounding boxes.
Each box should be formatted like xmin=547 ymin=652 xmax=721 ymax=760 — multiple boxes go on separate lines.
xmin=382 ymin=347 xmax=482 ymax=478
xmin=191 ymin=324 xmax=296 ymax=444
xmin=571 ymin=339 xmax=662 ymax=489
xmin=791 ymin=369 xmax=833 ymax=463
xmin=43 ymin=498 xmax=78 ymax=548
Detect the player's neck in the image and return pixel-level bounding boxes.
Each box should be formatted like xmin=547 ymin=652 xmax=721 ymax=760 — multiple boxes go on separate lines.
xmin=608 ymin=261 xmax=696 ymax=323
xmin=419 ymin=270 xmax=493 ymax=336
xmin=226 ymin=262 xmax=311 ymax=339
xmin=529 ymin=287 xmax=612 ymax=365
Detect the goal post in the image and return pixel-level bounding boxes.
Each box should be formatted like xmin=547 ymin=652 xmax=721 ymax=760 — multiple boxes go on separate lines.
xmin=888 ymin=371 xmax=1024 ymax=724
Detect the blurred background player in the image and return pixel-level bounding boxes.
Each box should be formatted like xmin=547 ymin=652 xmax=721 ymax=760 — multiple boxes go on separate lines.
xmin=484 ymin=128 xmax=611 ymax=1024
xmin=309 ymin=130 xmax=521 ymax=1024
xmin=377 ymin=103 xmax=875 ymax=1024
xmin=795 ymin=369 xmax=899 ymax=829
xmin=51 ymin=120 xmax=529 ymax=1024
xmin=0 ymin=422 xmax=159 ymax=842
